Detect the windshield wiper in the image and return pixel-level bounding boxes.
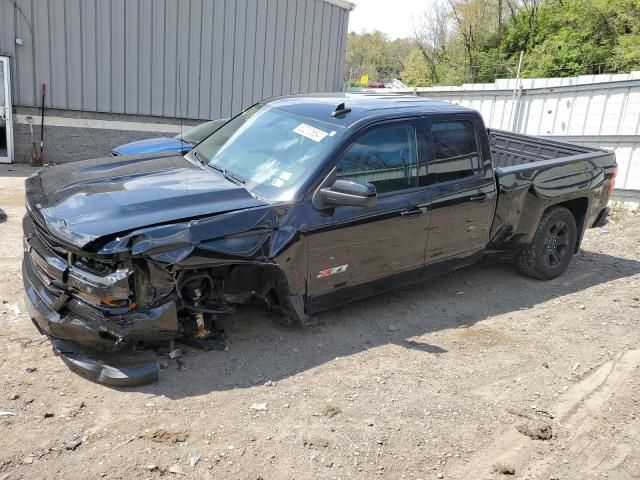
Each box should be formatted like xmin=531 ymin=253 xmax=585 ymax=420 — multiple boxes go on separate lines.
xmin=191 ymin=150 xmax=206 ymax=165
xmin=209 ymin=163 xmax=224 ymax=173
xmin=225 ymin=169 xmax=246 ymax=184
xmin=210 ymin=163 xmax=246 ymax=185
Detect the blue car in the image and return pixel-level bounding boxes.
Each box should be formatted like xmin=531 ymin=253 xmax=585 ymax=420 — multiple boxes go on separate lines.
xmin=111 ymin=118 xmax=228 ymax=156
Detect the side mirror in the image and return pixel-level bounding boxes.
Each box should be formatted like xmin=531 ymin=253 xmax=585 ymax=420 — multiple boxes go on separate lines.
xmin=315 ymin=178 xmax=377 ymax=209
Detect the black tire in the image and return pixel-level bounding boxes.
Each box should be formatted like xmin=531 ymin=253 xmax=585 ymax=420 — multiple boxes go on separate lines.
xmin=270 ymin=279 xmax=305 ymax=328
xmin=515 ymin=206 xmax=577 ymax=280
xmin=272 ymin=308 xmax=302 ymax=328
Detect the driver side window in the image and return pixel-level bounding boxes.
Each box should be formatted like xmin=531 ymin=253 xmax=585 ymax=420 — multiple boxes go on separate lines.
xmin=336 ymin=123 xmax=418 ymax=194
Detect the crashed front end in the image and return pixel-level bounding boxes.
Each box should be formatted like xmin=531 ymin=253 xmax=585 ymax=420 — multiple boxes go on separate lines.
xmin=22 ymin=202 xmax=304 ymax=387
xmin=20 ymin=153 xmax=308 ymax=387
xmin=22 ymin=213 xmax=180 ymax=386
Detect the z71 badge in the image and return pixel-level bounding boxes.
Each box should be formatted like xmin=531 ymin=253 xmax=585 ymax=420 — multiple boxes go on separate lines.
xmin=316 ymin=264 xmax=349 ymax=279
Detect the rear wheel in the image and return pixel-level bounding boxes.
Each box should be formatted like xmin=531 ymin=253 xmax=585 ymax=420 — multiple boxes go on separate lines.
xmin=515 ymin=206 xmax=577 ymax=280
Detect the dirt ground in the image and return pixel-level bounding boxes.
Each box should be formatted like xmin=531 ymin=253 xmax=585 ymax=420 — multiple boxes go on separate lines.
xmin=0 ymin=165 xmax=639 ymax=480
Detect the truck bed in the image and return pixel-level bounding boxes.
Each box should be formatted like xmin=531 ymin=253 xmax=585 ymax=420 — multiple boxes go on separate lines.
xmin=488 ymin=129 xmax=602 ymax=168
xmin=487 ymin=129 xmax=616 ymax=251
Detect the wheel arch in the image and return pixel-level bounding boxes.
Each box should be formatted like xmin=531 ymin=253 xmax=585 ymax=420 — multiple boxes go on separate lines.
xmin=545 ymin=197 xmax=589 ymax=252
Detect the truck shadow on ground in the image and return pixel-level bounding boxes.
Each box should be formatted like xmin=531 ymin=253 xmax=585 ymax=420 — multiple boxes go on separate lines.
xmin=133 ymin=249 xmax=640 ymax=398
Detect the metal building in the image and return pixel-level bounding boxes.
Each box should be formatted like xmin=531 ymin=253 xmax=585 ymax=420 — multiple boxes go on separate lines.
xmin=0 ymin=0 xmax=354 ymax=164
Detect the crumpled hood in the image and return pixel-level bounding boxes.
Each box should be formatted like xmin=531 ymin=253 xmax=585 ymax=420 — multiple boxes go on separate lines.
xmin=25 ymin=154 xmax=266 ymax=249
xmin=111 ymin=137 xmax=192 ymax=156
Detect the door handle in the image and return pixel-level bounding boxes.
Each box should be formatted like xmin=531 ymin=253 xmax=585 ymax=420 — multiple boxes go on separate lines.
xmin=400 ymin=207 xmax=423 ymax=218
xmin=469 ymin=193 xmax=487 ymax=202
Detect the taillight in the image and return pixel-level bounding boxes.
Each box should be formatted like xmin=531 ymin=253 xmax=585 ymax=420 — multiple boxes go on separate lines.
xmin=608 ymin=165 xmax=618 ymax=196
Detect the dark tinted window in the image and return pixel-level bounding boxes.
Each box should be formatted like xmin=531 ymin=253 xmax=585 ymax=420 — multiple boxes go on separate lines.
xmin=427 ymin=120 xmax=480 ymax=183
xmin=336 ymin=124 xmax=417 ymax=194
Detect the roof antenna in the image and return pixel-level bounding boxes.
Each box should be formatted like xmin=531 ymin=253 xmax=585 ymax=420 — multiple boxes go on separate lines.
xmin=331 ymin=102 xmax=351 ymax=118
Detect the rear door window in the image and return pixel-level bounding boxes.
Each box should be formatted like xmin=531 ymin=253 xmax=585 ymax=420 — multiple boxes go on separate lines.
xmin=336 ymin=123 xmax=418 ymax=195
xmin=423 ymin=120 xmax=480 ymax=184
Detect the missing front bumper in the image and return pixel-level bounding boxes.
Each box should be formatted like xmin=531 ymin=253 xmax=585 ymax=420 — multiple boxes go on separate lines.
xmin=25 ymin=286 xmax=163 ymax=386
xmin=23 ymin=254 xmax=179 ymax=386
xmin=51 ymin=337 xmax=159 ymax=387
xmin=23 ymin=254 xmax=179 ymax=351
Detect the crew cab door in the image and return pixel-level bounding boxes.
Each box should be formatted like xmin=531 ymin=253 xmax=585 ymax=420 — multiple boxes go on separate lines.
xmin=421 ymin=116 xmax=497 ymax=262
xmin=304 ymin=119 xmax=432 ymax=313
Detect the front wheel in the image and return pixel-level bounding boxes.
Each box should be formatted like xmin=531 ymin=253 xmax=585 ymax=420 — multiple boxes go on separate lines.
xmin=515 ymin=206 xmax=577 ymax=280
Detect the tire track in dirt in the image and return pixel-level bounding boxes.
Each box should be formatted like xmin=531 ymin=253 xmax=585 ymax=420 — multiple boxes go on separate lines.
xmin=549 ymin=350 xmax=640 ymax=479
xmin=450 ymin=350 xmax=640 ymax=479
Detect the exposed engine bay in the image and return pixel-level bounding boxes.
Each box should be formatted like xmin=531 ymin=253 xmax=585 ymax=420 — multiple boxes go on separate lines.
xmin=22 ymin=182 xmax=306 ymax=387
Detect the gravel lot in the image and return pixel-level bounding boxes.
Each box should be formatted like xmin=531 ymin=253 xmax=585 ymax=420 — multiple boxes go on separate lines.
xmin=1 ymin=165 xmax=639 ymax=480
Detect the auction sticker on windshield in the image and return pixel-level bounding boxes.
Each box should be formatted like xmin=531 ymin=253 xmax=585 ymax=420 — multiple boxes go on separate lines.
xmin=293 ymin=123 xmax=329 ymax=142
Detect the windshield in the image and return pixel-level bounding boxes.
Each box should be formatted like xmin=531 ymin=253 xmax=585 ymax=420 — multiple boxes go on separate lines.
xmin=174 ymin=119 xmax=229 ymax=145
xmin=192 ymin=105 xmax=347 ymax=201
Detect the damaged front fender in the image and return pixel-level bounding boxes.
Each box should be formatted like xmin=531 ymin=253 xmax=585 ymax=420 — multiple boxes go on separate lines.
xmin=25 ymin=254 xmax=179 ymax=350
xmin=22 ymin=202 xmax=309 ymax=385
xmin=97 ymin=204 xmax=308 ymax=299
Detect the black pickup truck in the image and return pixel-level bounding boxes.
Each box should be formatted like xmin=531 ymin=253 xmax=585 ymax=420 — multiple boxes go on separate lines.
xmin=22 ymin=94 xmax=617 ymax=385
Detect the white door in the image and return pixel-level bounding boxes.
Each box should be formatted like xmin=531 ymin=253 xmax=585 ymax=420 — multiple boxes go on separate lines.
xmin=0 ymin=56 xmax=13 ymax=164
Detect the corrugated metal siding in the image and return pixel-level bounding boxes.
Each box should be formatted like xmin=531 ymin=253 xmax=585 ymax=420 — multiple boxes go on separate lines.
xmin=0 ymin=0 xmax=350 ymax=119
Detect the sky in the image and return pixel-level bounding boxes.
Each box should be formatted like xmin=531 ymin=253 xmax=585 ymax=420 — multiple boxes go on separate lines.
xmin=347 ymin=0 xmax=432 ymax=39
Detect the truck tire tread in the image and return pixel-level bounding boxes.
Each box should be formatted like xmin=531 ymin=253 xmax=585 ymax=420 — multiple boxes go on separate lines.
xmin=515 ymin=206 xmax=577 ymax=280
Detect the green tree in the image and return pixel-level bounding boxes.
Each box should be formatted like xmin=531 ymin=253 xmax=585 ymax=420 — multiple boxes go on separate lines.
xmin=401 ymin=48 xmax=432 ymax=86
xmin=501 ymin=0 xmax=640 ymax=77
xmin=345 ymin=0 xmax=640 ymax=87
xmin=447 ymin=0 xmax=500 ymax=82
xmin=344 ymin=31 xmax=412 ymax=85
